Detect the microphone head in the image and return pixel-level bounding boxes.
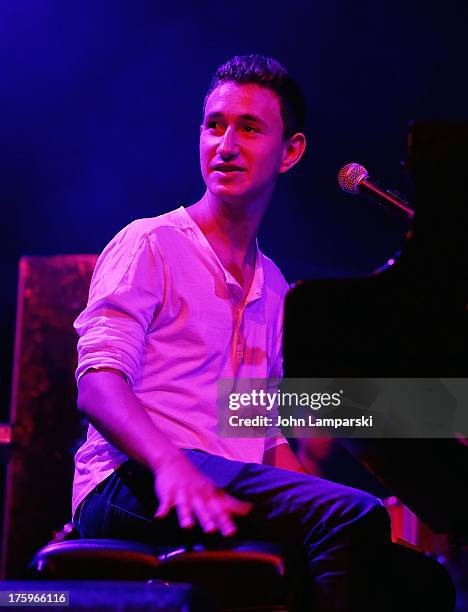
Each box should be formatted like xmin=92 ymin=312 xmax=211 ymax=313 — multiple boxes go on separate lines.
xmin=338 ymin=163 xmax=369 ymax=194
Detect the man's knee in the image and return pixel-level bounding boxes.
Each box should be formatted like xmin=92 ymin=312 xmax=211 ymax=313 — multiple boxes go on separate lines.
xmin=308 ymin=481 xmax=390 ymax=539
xmin=338 ymin=488 xmax=391 ymax=541
xmin=342 ymin=486 xmax=387 ymax=518
xmin=343 ymin=487 xmax=384 ymax=515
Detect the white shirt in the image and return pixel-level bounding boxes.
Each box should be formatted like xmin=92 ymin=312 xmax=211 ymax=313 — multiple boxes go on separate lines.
xmin=72 ymin=206 xmax=289 ymax=516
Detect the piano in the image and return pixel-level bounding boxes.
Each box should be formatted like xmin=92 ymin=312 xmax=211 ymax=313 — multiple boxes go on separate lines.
xmin=283 ymin=122 xmax=468 ymax=543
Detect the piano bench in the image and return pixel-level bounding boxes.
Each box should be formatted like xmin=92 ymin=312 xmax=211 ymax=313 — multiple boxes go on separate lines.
xmin=28 ymin=539 xmax=300 ymax=611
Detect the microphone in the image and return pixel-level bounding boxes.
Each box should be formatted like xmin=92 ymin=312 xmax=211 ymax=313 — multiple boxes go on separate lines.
xmin=338 ymin=163 xmax=414 ymax=219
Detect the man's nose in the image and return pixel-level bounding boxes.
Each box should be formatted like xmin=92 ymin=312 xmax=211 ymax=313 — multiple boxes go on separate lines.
xmin=217 ymin=126 xmax=239 ymax=159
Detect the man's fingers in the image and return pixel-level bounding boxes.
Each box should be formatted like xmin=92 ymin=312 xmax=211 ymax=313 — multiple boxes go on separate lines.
xmin=154 ymin=474 xmax=251 ymax=536
xmin=154 ymin=493 xmax=173 ymax=519
xmin=175 ymin=492 xmax=196 ymax=529
xmin=192 ymin=497 xmax=217 ymax=533
xmin=215 ymin=512 xmax=237 ymax=537
xmin=203 ymin=495 xmax=239 ymax=537
xmin=192 ymin=489 xmax=252 ymax=535
xmin=223 ymin=495 xmax=253 ymax=516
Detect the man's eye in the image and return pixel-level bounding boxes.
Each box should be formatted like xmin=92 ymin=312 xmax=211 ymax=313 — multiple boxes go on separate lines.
xmin=207 ymin=121 xmax=223 ymax=130
xmin=243 ymin=125 xmax=259 ymax=134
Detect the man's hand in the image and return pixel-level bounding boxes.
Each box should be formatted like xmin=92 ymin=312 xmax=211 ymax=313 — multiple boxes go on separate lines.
xmin=153 ymin=453 xmax=252 ymax=536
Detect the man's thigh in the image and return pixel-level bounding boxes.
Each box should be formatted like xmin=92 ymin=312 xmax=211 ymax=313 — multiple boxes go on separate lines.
xmin=196 ymin=451 xmax=387 ymax=547
xmin=78 ymin=449 xmax=386 ymax=548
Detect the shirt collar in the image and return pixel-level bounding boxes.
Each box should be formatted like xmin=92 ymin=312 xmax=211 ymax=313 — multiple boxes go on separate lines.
xmin=178 ymin=206 xmax=264 ymax=303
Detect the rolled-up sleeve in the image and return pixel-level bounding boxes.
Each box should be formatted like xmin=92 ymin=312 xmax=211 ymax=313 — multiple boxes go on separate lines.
xmin=74 ymin=222 xmax=165 ymax=387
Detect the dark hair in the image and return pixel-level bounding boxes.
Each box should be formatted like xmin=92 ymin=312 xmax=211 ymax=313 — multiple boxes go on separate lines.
xmin=204 ymin=54 xmax=306 ymax=140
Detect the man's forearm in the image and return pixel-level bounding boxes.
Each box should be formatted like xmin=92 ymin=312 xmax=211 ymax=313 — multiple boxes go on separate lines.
xmin=77 ymin=368 xmax=181 ymax=472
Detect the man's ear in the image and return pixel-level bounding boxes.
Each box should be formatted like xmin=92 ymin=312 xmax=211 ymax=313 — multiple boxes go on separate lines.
xmin=278 ymin=133 xmax=307 ymax=174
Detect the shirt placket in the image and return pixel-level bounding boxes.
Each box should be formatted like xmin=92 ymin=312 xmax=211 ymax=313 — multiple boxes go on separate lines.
xmin=231 ymin=287 xmax=262 ymax=369
xmin=230 ymin=266 xmax=263 ymax=370
xmin=233 ymin=302 xmax=246 ymax=362
xmin=227 ymin=285 xmax=245 ymax=367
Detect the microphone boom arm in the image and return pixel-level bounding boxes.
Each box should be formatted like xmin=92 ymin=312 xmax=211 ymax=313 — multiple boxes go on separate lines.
xmin=360 ymin=178 xmax=415 ymax=219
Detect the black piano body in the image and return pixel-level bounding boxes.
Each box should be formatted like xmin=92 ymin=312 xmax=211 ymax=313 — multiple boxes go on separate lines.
xmin=283 ymin=123 xmax=468 ymax=543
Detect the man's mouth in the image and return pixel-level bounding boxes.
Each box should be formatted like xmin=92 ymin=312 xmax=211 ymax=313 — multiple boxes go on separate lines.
xmin=211 ymin=164 xmax=245 ymax=173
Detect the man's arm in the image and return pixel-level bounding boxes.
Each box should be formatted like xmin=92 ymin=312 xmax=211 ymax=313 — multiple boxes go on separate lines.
xmin=263 ymin=442 xmax=307 ymax=473
xmin=78 ymin=368 xmax=251 ymax=535
xmin=78 ymin=368 xmax=178 ymax=472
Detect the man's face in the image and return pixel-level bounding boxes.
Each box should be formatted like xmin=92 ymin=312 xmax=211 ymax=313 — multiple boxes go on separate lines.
xmin=200 ymin=82 xmax=287 ymax=205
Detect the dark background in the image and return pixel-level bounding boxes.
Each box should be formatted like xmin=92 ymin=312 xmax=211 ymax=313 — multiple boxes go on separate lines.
xmin=1 ymin=0 xmax=467 ymax=420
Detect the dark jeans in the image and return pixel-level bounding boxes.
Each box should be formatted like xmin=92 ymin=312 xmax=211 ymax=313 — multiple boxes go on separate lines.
xmin=75 ymin=449 xmax=391 ymax=612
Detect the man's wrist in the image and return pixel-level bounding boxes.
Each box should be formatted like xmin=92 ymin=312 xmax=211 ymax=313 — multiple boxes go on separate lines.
xmin=147 ymin=447 xmax=184 ymax=474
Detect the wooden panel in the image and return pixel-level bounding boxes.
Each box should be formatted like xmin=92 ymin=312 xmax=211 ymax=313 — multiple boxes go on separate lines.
xmin=1 ymin=255 xmax=97 ymax=578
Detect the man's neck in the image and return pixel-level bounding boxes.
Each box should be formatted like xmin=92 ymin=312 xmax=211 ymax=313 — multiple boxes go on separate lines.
xmin=186 ymin=190 xmax=271 ymax=268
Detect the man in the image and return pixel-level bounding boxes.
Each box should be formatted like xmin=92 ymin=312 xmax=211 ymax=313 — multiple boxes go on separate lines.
xmin=73 ymin=55 xmax=390 ymax=611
